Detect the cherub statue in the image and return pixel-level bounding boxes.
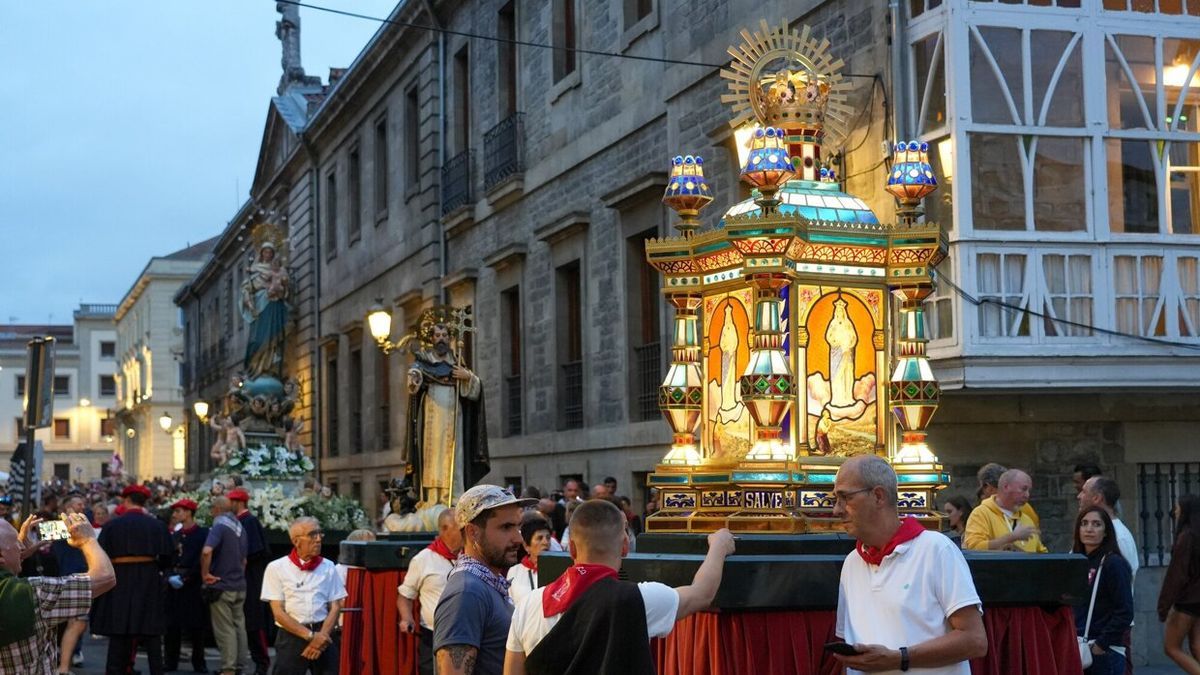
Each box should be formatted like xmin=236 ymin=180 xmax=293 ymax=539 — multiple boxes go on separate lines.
xmin=284 ymin=418 xmax=305 ymax=456
xmin=209 ymin=414 xmax=246 ymax=464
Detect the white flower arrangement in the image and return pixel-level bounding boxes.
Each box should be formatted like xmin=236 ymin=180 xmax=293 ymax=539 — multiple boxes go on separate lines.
xmin=220 ymin=443 xmax=312 ymax=479
xmin=170 ymin=482 xmax=369 ymax=534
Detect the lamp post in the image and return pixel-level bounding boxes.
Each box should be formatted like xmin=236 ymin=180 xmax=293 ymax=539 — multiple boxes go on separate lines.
xmin=192 ymin=400 xmax=210 ymax=422
xmin=159 ymin=412 xmax=173 ymax=433
xmin=367 ymin=301 xmax=402 ymax=354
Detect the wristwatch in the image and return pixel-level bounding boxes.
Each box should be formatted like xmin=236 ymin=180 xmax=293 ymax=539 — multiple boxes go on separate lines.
xmin=307 ymin=630 xmax=315 ymax=641
xmin=899 ymin=646 xmax=910 ymax=671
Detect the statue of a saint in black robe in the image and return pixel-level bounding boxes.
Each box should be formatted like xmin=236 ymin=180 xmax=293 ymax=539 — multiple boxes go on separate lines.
xmin=404 ymin=323 xmax=489 ymax=507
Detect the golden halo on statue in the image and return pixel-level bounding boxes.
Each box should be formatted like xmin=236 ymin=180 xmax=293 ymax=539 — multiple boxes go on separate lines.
xmin=248 ymin=222 xmax=288 ymax=259
xmin=719 ymin=19 xmax=855 ymax=146
xmin=416 ymin=305 xmax=472 ymax=350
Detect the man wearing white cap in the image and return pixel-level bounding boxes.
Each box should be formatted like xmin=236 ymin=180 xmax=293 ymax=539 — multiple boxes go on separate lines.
xmin=434 ymin=485 xmax=535 ymax=675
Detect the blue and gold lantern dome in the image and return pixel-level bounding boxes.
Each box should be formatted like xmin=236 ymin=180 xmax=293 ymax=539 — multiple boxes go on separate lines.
xmin=886 ymin=140 xmax=938 ymax=203
xmin=643 ymin=19 xmax=950 ymax=534
xmin=662 ymin=154 xmax=714 ymax=236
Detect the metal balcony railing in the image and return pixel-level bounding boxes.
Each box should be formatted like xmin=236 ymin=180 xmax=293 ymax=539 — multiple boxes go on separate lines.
xmin=484 ymin=112 xmax=525 ymax=191
xmin=441 ymin=149 xmax=474 ymax=215
xmin=560 ymin=361 xmax=583 ymax=430
xmin=505 ymin=374 xmax=522 ymax=436
xmin=633 ymin=341 xmax=662 ymax=422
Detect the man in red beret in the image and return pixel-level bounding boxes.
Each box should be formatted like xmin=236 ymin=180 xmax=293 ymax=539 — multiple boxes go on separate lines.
xmin=91 ymin=484 xmax=174 ymax=674
xmin=230 ymin=487 xmax=272 ymax=675
xmin=166 ymin=498 xmax=211 ymax=673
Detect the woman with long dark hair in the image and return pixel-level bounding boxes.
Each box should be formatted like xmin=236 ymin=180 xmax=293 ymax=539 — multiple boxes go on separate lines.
xmin=1073 ymin=505 xmax=1133 ymax=675
xmin=942 ymin=495 xmax=973 ymax=538
xmin=1158 ymin=494 xmax=1200 ymax=675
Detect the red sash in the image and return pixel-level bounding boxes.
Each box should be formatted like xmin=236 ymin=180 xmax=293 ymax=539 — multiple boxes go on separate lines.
xmin=541 ymin=564 xmax=618 ymax=618
xmin=427 ymin=538 xmax=457 ymax=563
xmin=856 ymin=517 xmax=925 ymax=566
xmin=288 ymin=548 xmax=324 ymax=571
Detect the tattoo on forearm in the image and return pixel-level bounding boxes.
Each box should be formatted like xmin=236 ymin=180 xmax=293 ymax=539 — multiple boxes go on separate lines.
xmin=446 ymin=645 xmax=477 ymax=673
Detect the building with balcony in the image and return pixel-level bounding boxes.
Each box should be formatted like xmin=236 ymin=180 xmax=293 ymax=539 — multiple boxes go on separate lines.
xmin=114 ymin=240 xmax=217 ymax=480
xmin=0 ymin=304 xmax=119 ymax=482
xmin=183 ymin=2 xmax=1198 ymax=662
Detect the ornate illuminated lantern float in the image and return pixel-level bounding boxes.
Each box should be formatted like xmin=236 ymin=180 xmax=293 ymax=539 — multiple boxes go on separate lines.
xmin=646 ymin=21 xmax=949 ymax=533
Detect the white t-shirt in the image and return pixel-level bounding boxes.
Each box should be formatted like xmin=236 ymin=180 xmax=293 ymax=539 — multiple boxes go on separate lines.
xmin=836 ymin=530 xmax=981 ymax=675
xmin=1112 ymin=517 xmax=1139 ymax=581
xmin=507 ymin=563 xmax=539 ymax=605
xmin=260 ymin=557 xmax=348 ymax=626
xmin=397 ymin=547 xmax=455 ymax=629
xmin=506 ymin=580 xmax=680 ymax=655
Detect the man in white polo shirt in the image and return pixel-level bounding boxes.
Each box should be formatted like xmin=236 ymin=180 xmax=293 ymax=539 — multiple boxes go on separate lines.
xmin=503 ymin=499 xmax=735 ymax=675
xmin=260 ymin=516 xmax=346 ymax=675
xmin=398 ymin=508 xmax=462 ymax=675
xmin=832 ymin=455 xmax=987 ymax=674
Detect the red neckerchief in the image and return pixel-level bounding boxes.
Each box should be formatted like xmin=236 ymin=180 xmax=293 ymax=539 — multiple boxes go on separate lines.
xmin=180 ymin=524 xmax=199 ymax=535
xmin=122 ymin=506 xmax=144 ymax=515
xmin=288 ymin=548 xmax=323 ymax=571
xmin=236 ymin=510 xmax=251 ymax=521
xmin=520 ymin=556 xmax=537 ymax=572
xmin=856 ymin=517 xmax=926 ymax=566
xmin=541 ymin=564 xmax=618 ymax=618
xmin=427 ymin=538 xmax=457 ymax=563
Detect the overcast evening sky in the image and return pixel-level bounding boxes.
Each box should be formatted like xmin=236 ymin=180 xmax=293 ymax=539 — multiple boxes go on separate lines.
xmin=0 ymin=1 xmax=390 ymax=324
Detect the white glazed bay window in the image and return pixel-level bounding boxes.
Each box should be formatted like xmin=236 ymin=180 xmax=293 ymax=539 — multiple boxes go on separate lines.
xmin=908 ymin=1 xmax=1200 ymax=358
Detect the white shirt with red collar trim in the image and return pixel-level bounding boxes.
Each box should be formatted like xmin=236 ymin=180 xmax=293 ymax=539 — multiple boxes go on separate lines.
xmin=836 ymin=530 xmax=982 ymax=675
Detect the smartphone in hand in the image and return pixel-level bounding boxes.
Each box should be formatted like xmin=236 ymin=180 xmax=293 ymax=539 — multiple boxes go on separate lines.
xmin=38 ymin=518 xmax=70 ymax=541
xmin=823 ymin=641 xmax=863 ymax=656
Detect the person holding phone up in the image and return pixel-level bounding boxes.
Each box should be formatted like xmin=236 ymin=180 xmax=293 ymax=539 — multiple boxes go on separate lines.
xmin=0 ymin=512 xmax=116 ymax=673
xmin=831 ymin=455 xmax=988 ymax=674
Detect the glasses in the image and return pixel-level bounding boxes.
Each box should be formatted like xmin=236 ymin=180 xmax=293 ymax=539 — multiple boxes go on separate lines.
xmin=303 ymin=530 xmax=325 ymax=539
xmin=833 ymin=487 xmax=872 ymax=506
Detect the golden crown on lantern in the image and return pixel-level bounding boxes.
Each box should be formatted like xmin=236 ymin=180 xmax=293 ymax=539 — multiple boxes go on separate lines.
xmin=720 ymin=20 xmax=854 ymax=143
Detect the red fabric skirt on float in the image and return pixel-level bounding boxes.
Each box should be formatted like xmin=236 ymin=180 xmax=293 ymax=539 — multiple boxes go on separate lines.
xmin=341 ymin=568 xmax=1082 ymax=675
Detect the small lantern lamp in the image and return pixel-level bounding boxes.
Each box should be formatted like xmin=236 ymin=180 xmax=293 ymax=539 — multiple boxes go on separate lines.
xmin=741 ymin=127 xmax=795 ymax=211
xmin=662 ymin=155 xmax=714 ymax=236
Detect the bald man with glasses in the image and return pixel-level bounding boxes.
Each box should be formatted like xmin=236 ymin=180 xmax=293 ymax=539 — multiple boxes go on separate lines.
xmin=260 ymin=517 xmax=346 ymax=675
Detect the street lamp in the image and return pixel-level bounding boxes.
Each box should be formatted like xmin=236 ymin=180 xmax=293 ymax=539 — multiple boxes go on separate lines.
xmin=367 ymin=301 xmax=401 ymax=353
xmin=159 ymin=412 xmax=173 ymax=433
xmin=80 ymin=398 xmax=91 ymax=408
xmin=193 ymin=400 xmax=210 ymax=422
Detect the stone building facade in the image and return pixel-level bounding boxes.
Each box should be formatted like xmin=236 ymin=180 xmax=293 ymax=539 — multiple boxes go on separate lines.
xmin=113 ymin=240 xmax=216 ymax=479
xmin=179 ymin=1 xmax=1199 ymax=663
xmin=0 ymin=304 xmax=119 ymax=482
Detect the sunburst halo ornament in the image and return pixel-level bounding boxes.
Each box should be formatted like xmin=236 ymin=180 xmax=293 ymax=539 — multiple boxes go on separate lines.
xmin=720 ymin=19 xmax=854 ymax=146
xmin=248 ymin=222 xmax=288 ymax=259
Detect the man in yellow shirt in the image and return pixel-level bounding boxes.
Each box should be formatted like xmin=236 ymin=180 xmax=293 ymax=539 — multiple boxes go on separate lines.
xmin=964 ymin=469 xmax=1048 ymax=553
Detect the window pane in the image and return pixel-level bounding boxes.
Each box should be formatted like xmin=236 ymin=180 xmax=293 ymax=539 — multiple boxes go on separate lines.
xmin=914 ymin=33 xmax=947 ymax=134
xmin=1164 ymin=39 xmax=1200 ymax=131
xmin=1180 ymin=257 xmax=1200 ymax=335
xmin=1107 ymin=139 xmax=1159 ymax=233
xmin=926 ymin=137 xmax=954 ymax=231
xmin=1034 ymin=137 xmax=1087 ymax=231
xmin=1168 ymin=141 xmax=1200 ymax=234
xmin=1114 ymin=256 xmax=1138 ymax=332
xmin=1106 ymin=35 xmax=1157 ymax=130
xmin=971 ymin=27 xmax=1023 ymax=125
xmin=971 ymin=134 xmax=1025 ymax=230
xmin=1032 ymin=31 xmax=1084 ymax=127
xmin=977 ymin=253 xmax=1028 ymax=337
